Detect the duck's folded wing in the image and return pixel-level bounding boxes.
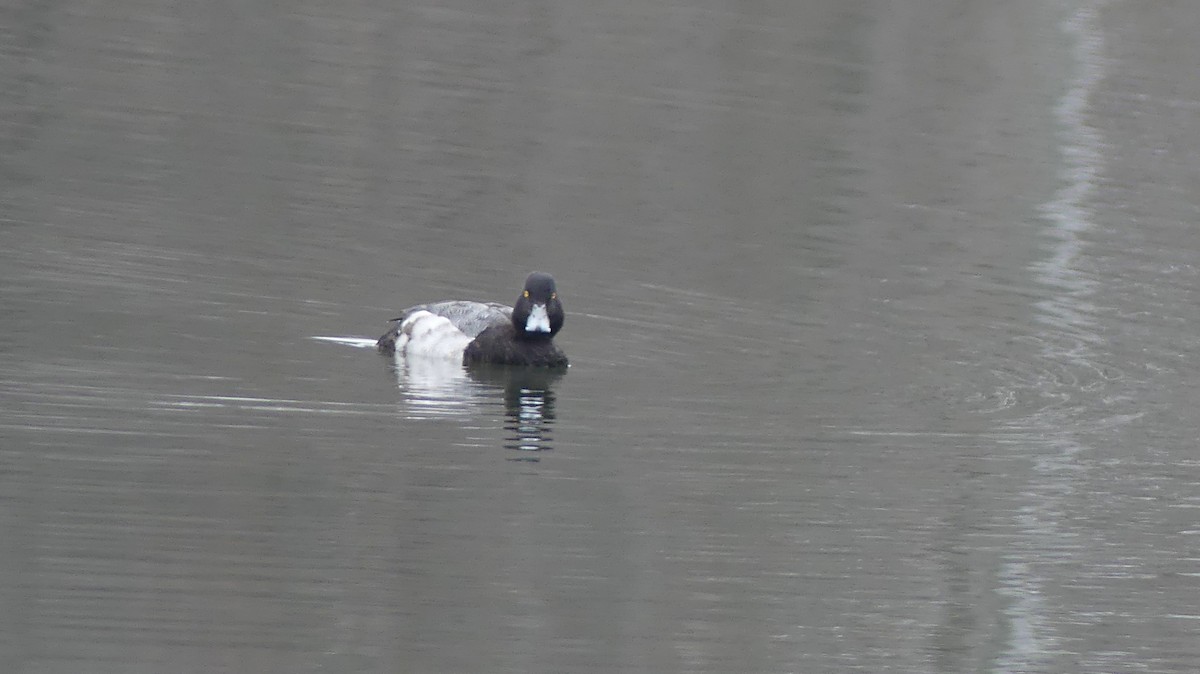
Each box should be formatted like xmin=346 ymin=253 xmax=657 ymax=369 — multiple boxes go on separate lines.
xmin=408 ymin=301 xmax=512 ymax=339
xmin=379 ymin=300 xmax=512 ymax=353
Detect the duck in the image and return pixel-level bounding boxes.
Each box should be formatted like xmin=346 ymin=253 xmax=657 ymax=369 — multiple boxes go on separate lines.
xmin=377 ymin=272 xmax=568 ymax=368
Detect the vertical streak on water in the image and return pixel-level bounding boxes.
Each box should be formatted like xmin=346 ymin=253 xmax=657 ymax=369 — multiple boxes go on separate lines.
xmin=1033 ymin=2 xmax=1108 ymax=346
xmin=995 ymin=3 xmax=1109 ymax=673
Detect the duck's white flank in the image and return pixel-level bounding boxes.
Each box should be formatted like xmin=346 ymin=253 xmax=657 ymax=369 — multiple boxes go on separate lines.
xmin=397 ymin=310 xmax=474 ymax=360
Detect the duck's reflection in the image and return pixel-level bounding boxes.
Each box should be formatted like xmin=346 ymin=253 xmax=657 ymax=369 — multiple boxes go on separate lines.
xmin=383 ymin=353 xmax=565 ymax=459
xmin=468 ymin=366 xmax=565 ymax=461
xmin=383 ymin=353 xmax=477 ymax=418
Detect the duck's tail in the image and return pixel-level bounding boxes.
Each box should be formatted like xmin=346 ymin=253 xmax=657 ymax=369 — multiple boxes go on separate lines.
xmin=376 ymin=321 xmax=402 ymax=353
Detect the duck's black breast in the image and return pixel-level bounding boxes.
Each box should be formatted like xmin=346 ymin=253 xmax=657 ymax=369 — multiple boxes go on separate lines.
xmin=463 ymin=323 xmax=569 ymax=368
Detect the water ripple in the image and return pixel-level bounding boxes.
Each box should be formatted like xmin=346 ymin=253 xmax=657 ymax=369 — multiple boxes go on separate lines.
xmin=996 ymin=4 xmax=1111 ymax=673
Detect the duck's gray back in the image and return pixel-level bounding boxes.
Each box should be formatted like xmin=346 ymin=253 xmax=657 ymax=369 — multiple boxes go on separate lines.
xmin=402 ymin=300 xmax=512 ymax=339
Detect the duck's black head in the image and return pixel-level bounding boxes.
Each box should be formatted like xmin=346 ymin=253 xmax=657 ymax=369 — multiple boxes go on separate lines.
xmin=511 ymin=272 xmax=564 ymax=340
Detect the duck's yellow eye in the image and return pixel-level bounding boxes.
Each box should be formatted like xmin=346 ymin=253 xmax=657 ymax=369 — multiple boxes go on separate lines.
xmin=523 ymin=290 xmax=529 ymax=298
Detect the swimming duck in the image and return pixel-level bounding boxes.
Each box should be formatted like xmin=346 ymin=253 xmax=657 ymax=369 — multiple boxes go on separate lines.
xmin=377 ymin=272 xmax=568 ymax=368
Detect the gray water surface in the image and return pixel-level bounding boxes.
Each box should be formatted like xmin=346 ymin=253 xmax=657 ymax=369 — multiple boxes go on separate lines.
xmin=3 ymin=1 xmax=1200 ymax=672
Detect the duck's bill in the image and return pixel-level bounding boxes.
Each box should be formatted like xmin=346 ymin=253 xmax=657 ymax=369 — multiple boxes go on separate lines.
xmin=525 ymin=304 xmax=552 ymax=333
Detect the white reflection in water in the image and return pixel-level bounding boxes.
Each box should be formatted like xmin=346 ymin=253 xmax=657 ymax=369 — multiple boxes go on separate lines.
xmin=314 ymin=336 xmax=484 ymax=419
xmin=997 ymin=4 xmax=1109 ymax=672
xmin=313 ymin=336 xmax=563 ymax=456
xmin=390 ymin=362 xmax=563 ymax=459
xmin=392 ymin=354 xmax=479 ymax=419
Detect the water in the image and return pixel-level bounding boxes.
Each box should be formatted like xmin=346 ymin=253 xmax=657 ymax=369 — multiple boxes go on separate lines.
xmin=3 ymin=0 xmax=1200 ymax=672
